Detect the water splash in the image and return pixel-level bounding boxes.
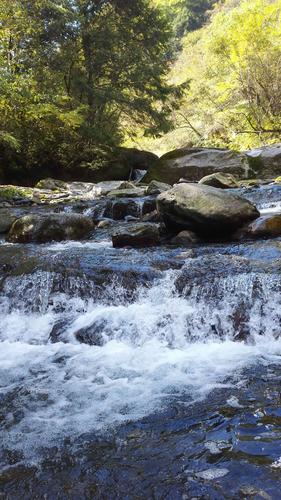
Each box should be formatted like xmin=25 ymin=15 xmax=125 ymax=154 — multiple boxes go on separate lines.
xmin=1 ymin=267 xmax=281 ymax=460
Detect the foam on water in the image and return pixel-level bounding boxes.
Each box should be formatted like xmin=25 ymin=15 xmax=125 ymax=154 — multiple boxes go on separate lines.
xmin=260 ymin=201 xmax=281 ymax=215
xmin=47 ymin=239 xmax=111 ymax=251
xmin=259 ymin=201 xmax=281 ymax=215
xmin=1 ymin=269 xmax=281 ymax=460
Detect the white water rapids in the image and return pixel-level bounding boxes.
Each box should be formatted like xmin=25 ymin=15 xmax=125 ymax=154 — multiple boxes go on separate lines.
xmin=1 ymin=266 xmax=281 ymax=461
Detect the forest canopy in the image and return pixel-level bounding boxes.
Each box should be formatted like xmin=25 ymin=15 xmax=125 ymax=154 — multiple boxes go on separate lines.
xmin=0 ymin=0 xmax=173 ymax=180
xmin=140 ymin=0 xmax=281 ymax=155
xmin=0 ymin=0 xmax=281 ymax=180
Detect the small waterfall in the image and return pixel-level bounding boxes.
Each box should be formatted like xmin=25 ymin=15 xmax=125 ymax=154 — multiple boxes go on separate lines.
xmin=1 ymin=255 xmax=281 ymax=459
xmin=260 ymin=201 xmax=281 ymax=214
xmin=1 ymin=266 xmax=281 ymax=345
xmin=83 ymin=199 xmax=113 ymax=220
xmin=237 ymin=184 xmax=281 ymax=214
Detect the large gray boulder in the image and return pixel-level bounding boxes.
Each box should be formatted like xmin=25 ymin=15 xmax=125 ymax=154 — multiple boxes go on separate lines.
xmin=144 ymin=147 xmax=252 ymax=184
xmin=157 ymin=183 xmax=259 ymax=236
xmin=7 ymin=213 xmax=94 ymax=243
xmin=246 ymin=143 xmax=281 ymax=179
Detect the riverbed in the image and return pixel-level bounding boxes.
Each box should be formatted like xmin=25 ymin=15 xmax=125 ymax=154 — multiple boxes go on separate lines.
xmin=1 ymin=185 xmax=281 ymax=498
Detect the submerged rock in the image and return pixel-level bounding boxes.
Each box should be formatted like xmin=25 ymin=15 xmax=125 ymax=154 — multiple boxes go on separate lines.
xmin=112 ymin=223 xmax=160 ymax=248
xmin=199 ymin=172 xmax=239 ymax=189
xmin=7 ymin=213 xmax=94 ymax=243
xmin=176 ymin=255 xmax=260 ymax=289
xmin=74 ymin=322 xmax=106 ymax=346
xmin=0 ymin=208 xmax=26 ymax=233
xmin=144 ymin=148 xmax=251 ymax=184
xmin=157 ymin=183 xmax=259 ymax=236
xmin=174 ymin=253 xmax=281 ymax=341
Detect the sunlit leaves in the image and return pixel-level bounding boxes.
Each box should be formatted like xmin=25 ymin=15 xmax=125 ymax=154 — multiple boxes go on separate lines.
xmin=151 ymin=0 xmax=281 ymax=153
xmin=0 ymin=0 xmax=173 ymax=176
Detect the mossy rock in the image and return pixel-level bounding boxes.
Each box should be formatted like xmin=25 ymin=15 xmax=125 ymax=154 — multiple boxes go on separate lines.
xmin=35 ymin=178 xmax=69 ymax=191
xmin=0 ymin=185 xmax=33 ymax=201
xmin=199 ymin=172 xmax=239 ymax=189
xmin=7 ymin=213 xmax=94 ymax=243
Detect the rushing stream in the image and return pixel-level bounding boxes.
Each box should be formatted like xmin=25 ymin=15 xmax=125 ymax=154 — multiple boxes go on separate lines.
xmin=2 ymin=186 xmax=281 ymax=498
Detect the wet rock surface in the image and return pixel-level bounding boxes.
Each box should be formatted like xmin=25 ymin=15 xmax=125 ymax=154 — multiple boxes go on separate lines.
xmin=1 ymin=180 xmax=281 ymax=498
xmin=237 ymin=214 xmax=281 ymax=240
xmin=171 ymin=229 xmax=199 ymax=245
xmin=7 ymin=213 xmax=94 ymax=243
xmin=112 ymin=223 xmax=160 ymax=248
xmin=157 ymin=183 xmax=259 ymax=235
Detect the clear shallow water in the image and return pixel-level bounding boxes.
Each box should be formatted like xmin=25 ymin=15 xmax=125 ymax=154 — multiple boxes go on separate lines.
xmin=2 ymin=189 xmax=281 ymax=497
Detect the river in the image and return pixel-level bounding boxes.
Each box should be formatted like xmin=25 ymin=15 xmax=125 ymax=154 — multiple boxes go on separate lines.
xmin=1 ymin=185 xmax=281 ymax=498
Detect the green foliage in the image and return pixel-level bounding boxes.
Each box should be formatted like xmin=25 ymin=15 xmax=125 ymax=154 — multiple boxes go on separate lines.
xmin=0 ymin=185 xmax=33 ymax=199
xmin=141 ymin=0 xmax=281 ymax=155
xmin=151 ymin=0 xmax=215 ymax=37
xmin=0 ymin=0 xmax=173 ymax=182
